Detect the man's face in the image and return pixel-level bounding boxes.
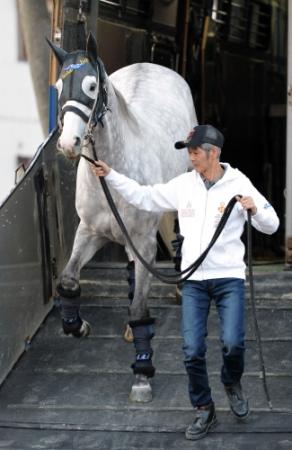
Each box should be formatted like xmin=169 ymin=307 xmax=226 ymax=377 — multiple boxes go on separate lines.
xmin=188 ymin=147 xmax=213 ymax=174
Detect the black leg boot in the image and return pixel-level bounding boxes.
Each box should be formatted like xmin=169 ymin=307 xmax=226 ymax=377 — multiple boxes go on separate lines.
xmin=57 ymin=283 xmax=90 ymax=338
xmin=129 ymin=318 xmax=155 ymax=378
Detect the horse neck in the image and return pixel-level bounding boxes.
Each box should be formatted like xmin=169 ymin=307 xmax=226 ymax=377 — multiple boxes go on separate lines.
xmin=92 ymin=79 xmax=132 ymax=171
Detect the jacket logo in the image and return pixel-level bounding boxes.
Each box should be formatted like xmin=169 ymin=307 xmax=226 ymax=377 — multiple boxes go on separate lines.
xmin=214 ymin=202 xmax=226 ymax=227
xmin=180 ymin=202 xmax=195 ymax=218
xmin=218 ymin=202 xmax=225 ymax=214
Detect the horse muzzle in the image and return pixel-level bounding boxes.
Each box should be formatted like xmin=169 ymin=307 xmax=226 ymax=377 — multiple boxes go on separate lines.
xmin=57 ymin=135 xmax=82 ymax=160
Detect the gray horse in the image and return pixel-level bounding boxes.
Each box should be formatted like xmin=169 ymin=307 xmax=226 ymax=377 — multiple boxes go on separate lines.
xmin=49 ymin=33 xmax=197 ymax=402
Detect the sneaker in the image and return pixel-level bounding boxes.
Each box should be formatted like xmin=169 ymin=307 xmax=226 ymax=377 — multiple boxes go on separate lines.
xmin=62 ymin=316 xmax=91 ymax=338
xmin=224 ymin=382 xmax=249 ymax=419
xmin=185 ymin=403 xmax=217 ymax=440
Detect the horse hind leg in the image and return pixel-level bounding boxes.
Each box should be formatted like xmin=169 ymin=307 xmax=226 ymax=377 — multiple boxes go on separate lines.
xmin=57 ymin=223 xmax=107 ymax=338
xmin=124 ymin=246 xmax=135 ymax=303
xmin=122 ymin=258 xmax=135 ymax=343
xmin=126 ymin=260 xmax=135 ymax=302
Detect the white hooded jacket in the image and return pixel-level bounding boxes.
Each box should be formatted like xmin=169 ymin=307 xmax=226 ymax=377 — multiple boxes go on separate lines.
xmin=105 ymin=163 xmax=279 ymax=280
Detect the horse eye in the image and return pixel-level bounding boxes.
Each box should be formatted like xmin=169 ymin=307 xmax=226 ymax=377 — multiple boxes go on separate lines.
xmin=89 ymin=83 xmax=97 ymax=92
xmin=82 ymin=76 xmax=97 ymax=98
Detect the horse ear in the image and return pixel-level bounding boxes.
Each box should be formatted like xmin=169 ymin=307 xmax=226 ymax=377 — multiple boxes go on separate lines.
xmin=46 ymin=38 xmax=67 ymax=65
xmin=86 ymin=32 xmax=98 ymax=62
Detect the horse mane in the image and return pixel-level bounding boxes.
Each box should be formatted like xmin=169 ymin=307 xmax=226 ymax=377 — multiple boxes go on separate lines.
xmin=111 ymin=84 xmax=140 ymax=130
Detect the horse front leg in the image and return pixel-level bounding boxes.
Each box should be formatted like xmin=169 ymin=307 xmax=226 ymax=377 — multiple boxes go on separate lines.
xmin=127 ymin=233 xmax=157 ymax=403
xmin=57 ymin=222 xmax=107 ymax=337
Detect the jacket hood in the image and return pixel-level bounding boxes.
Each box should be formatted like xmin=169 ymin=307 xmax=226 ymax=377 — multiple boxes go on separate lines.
xmin=192 ymin=162 xmax=244 ymax=185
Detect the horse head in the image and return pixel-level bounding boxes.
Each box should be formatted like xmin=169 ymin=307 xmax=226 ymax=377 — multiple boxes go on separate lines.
xmin=47 ymin=33 xmax=107 ymax=159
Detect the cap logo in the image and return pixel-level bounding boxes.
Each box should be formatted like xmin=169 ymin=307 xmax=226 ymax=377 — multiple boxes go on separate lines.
xmin=185 ymin=129 xmax=195 ymax=145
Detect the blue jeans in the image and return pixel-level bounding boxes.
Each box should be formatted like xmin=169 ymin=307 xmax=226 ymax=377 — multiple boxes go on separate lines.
xmin=181 ymin=278 xmax=245 ymax=407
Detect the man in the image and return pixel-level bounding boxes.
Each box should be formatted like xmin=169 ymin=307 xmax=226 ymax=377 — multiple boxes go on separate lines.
xmin=91 ymin=124 xmax=279 ymax=440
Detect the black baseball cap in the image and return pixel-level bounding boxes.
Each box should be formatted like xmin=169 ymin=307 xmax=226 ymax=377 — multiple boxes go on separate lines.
xmin=175 ymin=124 xmax=224 ymax=150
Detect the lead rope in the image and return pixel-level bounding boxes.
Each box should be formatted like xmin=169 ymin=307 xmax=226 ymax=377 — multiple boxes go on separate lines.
xmin=247 ymin=211 xmax=272 ymax=409
xmin=80 ymin=152 xmax=238 ymax=284
xmin=81 ymin=118 xmax=272 ymax=406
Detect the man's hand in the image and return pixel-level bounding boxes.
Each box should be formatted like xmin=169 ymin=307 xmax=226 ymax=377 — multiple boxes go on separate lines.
xmin=236 ymin=196 xmax=257 ymax=216
xmin=91 ymin=160 xmax=111 ymax=177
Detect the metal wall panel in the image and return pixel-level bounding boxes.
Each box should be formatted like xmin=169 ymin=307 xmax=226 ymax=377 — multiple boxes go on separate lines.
xmin=0 ymin=130 xmax=77 ymax=385
xmin=97 ymin=18 xmax=148 ymax=74
xmin=152 ymin=0 xmax=178 ymax=28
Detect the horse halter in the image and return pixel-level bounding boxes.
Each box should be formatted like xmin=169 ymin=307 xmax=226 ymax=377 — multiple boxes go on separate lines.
xmin=57 ymin=52 xmax=108 ymax=133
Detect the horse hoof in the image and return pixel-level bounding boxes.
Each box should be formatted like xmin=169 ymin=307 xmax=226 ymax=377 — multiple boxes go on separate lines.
xmin=72 ymin=320 xmax=91 ymax=338
xmin=123 ymin=324 xmax=134 ymax=343
xmin=129 ymin=374 xmax=152 ymax=403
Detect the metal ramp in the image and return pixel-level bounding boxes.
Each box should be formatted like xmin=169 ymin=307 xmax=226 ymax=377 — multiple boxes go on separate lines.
xmin=0 ymin=263 xmax=291 ymax=449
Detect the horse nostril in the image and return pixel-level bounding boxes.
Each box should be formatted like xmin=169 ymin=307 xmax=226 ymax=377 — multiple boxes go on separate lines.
xmin=74 ymin=137 xmax=81 ymax=147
